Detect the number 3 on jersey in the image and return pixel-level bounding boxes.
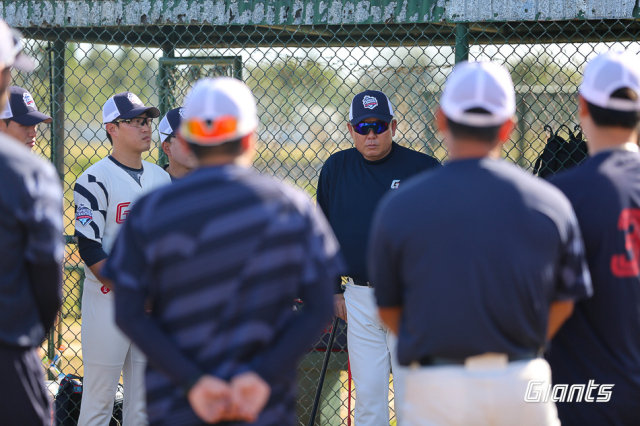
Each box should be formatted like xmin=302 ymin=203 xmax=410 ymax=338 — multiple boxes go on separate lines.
xmin=116 ymin=202 xmax=131 ymax=224
xmin=611 ymin=208 xmax=640 ymax=278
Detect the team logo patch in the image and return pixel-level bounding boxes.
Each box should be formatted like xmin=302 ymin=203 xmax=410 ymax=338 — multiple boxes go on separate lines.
xmin=391 ymin=180 xmax=401 ymax=189
xmin=101 ymin=286 xmax=111 ymax=294
xmin=363 ymin=95 xmax=379 ymax=110
xmin=76 ymin=203 xmax=93 ymax=226
xmin=179 ymin=107 xmax=186 ymax=118
xmin=127 ymin=92 xmax=144 ymax=107
xmin=23 ymin=92 xmax=35 ymax=108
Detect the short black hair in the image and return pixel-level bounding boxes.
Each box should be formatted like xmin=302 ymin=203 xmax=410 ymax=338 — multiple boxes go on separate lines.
xmin=445 ymin=108 xmax=502 ymax=143
xmin=586 ymin=88 xmax=640 ymax=129
xmin=186 ymin=138 xmax=243 ymax=159
xmin=105 ymin=122 xmax=120 ymax=145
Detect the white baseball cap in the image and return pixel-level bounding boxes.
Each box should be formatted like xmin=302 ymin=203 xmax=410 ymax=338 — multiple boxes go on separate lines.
xmin=0 ymin=20 xmax=34 ymax=72
xmin=580 ymin=51 xmax=640 ymax=112
xmin=440 ymin=61 xmax=516 ymax=127
xmin=158 ymin=107 xmax=185 ymax=142
xmin=180 ymin=77 xmax=258 ymax=145
xmin=102 ymin=91 xmax=160 ymax=125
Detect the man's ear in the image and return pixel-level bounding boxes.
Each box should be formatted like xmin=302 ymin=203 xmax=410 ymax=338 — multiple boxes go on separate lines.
xmin=435 ymin=108 xmax=448 ymax=134
xmin=161 ymin=141 xmax=171 ymax=157
xmin=578 ymin=95 xmax=590 ymax=120
xmin=105 ymin=123 xmax=117 ymax=140
xmin=497 ymin=118 xmax=515 ymax=143
xmin=240 ymin=132 xmax=256 ymax=152
xmin=347 ymin=122 xmax=354 ymax=139
xmin=390 ymin=119 xmax=397 ymax=137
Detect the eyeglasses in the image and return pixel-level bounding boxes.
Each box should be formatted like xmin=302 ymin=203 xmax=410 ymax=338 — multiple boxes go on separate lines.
xmin=113 ymin=117 xmax=153 ymax=128
xmin=353 ymin=120 xmax=389 ymax=135
xmin=180 ymin=115 xmax=238 ymax=144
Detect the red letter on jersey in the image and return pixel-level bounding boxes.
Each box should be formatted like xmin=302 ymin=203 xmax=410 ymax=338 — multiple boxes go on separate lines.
xmin=116 ymin=202 xmax=131 ymax=224
xmin=611 ymin=208 xmax=640 ymax=278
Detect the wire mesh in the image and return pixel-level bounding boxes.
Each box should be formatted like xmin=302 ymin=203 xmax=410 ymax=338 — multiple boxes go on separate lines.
xmin=6 ymin=17 xmax=640 ymax=426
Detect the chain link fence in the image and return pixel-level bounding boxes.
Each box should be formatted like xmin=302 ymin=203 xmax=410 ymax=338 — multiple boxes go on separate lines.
xmin=6 ymin=8 xmax=640 ymax=425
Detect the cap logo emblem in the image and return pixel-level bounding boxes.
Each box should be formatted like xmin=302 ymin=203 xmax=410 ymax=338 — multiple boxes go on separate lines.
xmin=363 ymin=95 xmax=378 ymax=110
xmin=76 ymin=203 xmax=93 ymax=226
xmin=179 ymin=107 xmax=186 ymax=118
xmin=23 ymin=92 xmax=35 ymax=108
xmin=127 ymin=93 xmax=144 ymax=107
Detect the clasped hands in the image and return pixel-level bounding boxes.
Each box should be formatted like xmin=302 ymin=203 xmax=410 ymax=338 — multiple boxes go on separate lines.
xmin=188 ymin=371 xmax=271 ymax=424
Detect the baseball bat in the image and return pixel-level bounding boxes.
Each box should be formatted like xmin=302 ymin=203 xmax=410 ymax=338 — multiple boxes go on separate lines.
xmin=308 ymin=316 xmax=340 ymax=426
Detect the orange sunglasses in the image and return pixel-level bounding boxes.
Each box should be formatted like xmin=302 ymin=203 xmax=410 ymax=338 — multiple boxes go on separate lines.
xmin=180 ymin=115 xmax=238 ymax=144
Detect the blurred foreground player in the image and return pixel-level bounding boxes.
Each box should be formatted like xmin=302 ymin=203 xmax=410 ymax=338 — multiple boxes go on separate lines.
xmin=104 ymin=77 xmax=343 ymax=426
xmin=369 ymin=61 xmax=593 ymax=426
xmin=547 ymin=51 xmax=640 ymax=426
xmin=0 ymin=20 xmax=63 ymax=426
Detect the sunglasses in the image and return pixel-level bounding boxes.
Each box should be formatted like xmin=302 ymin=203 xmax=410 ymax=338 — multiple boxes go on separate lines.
xmin=113 ymin=117 xmax=153 ymax=128
xmin=181 ymin=115 xmax=238 ymax=144
xmin=353 ymin=120 xmax=389 ymax=135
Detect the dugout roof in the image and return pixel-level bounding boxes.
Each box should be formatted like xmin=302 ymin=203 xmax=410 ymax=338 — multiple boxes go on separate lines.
xmin=3 ymin=0 xmax=640 ymax=47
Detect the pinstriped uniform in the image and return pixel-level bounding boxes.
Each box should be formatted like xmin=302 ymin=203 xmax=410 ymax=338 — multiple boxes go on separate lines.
xmin=73 ymin=157 xmax=171 ymax=426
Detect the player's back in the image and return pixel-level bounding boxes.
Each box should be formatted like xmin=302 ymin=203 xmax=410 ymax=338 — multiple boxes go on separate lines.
xmin=125 ymin=163 xmax=317 ymax=371
xmin=373 ymin=157 xmax=587 ymax=364
xmin=548 ymin=149 xmax=640 ymax=425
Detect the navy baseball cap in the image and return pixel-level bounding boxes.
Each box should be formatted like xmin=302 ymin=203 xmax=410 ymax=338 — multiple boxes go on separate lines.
xmin=0 ymin=86 xmax=52 ymax=125
xmin=102 ymin=92 xmax=160 ymax=124
xmin=158 ymin=107 xmax=184 ymax=142
xmin=349 ymin=90 xmax=394 ymax=125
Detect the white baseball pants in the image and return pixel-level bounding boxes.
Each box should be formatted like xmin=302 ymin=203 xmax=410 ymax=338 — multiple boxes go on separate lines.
xmin=344 ymin=282 xmax=406 ymax=426
xmin=402 ymin=357 xmax=560 ymax=426
xmin=77 ymin=282 xmax=148 ymax=426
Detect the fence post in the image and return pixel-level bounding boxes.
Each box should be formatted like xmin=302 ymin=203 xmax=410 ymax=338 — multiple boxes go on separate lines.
xmin=158 ymin=45 xmax=174 ymax=165
xmin=50 ymin=39 xmax=65 ymax=178
xmin=47 ymin=38 xmax=66 ymax=380
xmin=516 ymin=92 xmax=528 ymax=167
xmin=455 ymin=23 xmax=469 ymax=63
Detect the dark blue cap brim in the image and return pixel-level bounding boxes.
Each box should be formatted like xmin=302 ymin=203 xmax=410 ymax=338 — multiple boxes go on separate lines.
xmin=350 ymin=112 xmax=393 ymax=125
xmin=11 ymin=111 xmax=53 ymax=126
xmin=117 ymin=106 xmax=160 ymax=120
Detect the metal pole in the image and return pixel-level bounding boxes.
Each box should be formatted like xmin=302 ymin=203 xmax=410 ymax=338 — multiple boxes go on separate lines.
xmin=50 ymin=39 xmax=65 ymax=178
xmin=455 ymin=23 xmax=469 ymax=64
xmin=516 ymin=92 xmax=528 ymax=168
xmin=308 ymin=316 xmax=340 ymax=426
xmin=233 ymin=56 xmax=242 ymax=81
xmin=47 ymin=39 xmax=65 ymax=380
xmin=158 ymin=45 xmax=174 ymax=166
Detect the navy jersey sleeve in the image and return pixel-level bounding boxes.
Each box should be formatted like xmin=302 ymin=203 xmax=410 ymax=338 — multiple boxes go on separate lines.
xmin=22 ymin=162 xmax=65 ymax=334
xmin=22 ymin=162 xmax=64 ymax=265
xmin=316 ymin=158 xmax=346 ymax=293
xmin=316 ymin=159 xmax=332 ymax=220
xmin=103 ymin=199 xmax=206 ymax=391
xmin=554 ymin=207 xmax=593 ymax=301
xmin=368 ymin=195 xmax=403 ymax=307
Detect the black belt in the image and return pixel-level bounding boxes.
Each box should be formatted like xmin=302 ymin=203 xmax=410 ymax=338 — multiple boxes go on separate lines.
xmin=417 ymin=352 xmax=539 ymax=367
xmin=351 ymin=278 xmax=371 ymax=287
